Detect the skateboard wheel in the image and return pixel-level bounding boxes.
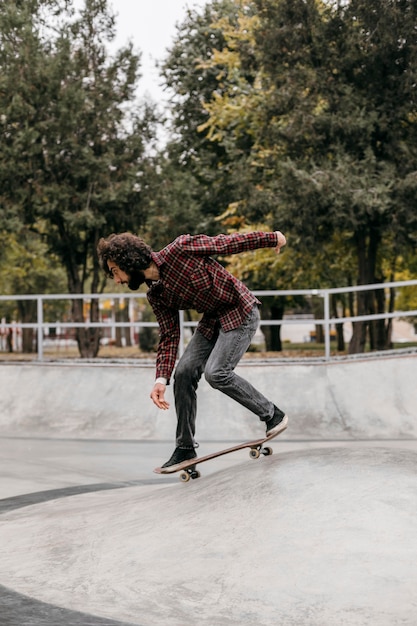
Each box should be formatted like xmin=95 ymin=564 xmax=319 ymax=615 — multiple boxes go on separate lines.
xmin=262 ymin=446 xmax=273 ymax=456
xmin=190 ymin=470 xmax=201 ymax=480
xmin=179 ymin=471 xmax=190 ymax=482
xmin=249 ymin=448 xmax=260 ymax=459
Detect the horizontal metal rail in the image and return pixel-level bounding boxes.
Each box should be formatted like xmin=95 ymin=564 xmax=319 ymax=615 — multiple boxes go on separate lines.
xmin=0 ymin=280 xmax=416 ymax=361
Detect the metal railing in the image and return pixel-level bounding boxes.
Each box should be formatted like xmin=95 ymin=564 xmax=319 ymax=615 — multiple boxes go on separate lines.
xmin=1 ymin=279 xmax=416 ymax=361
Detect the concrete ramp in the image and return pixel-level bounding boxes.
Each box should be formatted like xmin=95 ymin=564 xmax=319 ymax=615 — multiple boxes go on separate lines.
xmin=0 ymin=352 xmax=416 ymax=441
xmin=0 ymin=447 xmax=416 ymax=625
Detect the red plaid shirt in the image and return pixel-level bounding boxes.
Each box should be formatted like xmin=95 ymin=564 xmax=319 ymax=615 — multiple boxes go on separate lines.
xmin=147 ymin=232 xmax=279 ymax=382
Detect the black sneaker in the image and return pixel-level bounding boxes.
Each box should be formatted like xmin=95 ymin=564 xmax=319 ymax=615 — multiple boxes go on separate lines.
xmin=265 ymin=407 xmax=288 ymax=437
xmin=161 ymin=446 xmax=197 ymax=470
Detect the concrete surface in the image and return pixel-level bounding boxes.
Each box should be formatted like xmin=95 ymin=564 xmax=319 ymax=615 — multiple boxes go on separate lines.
xmin=0 ymin=354 xmax=416 ymax=625
xmin=0 ymin=352 xmax=416 ymax=441
xmin=0 ymin=442 xmax=417 ymax=625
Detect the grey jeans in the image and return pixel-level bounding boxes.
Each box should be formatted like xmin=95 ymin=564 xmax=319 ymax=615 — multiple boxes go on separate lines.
xmin=173 ymin=305 xmax=275 ymax=448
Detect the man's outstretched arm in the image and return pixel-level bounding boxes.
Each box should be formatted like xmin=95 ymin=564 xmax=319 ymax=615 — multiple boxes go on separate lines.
xmin=179 ymin=230 xmax=286 ymax=257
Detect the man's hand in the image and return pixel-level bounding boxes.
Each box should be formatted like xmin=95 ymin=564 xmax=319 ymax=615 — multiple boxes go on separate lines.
xmin=150 ymin=382 xmax=170 ymax=409
xmin=275 ymin=231 xmax=287 ymax=254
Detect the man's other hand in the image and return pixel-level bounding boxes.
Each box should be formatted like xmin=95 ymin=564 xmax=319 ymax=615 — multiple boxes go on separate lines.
xmin=150 ymin=382 xmax=170 ymax=409
xmin=275 ymin=231 xmax=287 ymax=254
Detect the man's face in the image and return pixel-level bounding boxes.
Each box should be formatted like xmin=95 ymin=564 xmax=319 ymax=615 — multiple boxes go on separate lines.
xmin=107 ymin=261 xmax=144 ymax=291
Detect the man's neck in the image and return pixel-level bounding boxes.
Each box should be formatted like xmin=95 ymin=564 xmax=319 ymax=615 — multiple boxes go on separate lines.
xmin=143 ymin=261 xmax=160 ymax=282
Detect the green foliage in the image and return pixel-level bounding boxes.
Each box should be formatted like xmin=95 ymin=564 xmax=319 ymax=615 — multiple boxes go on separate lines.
xmin=394 ymin=253 xmax=417 ymax=316
xmin=0 ymin=0 xmax=158 ymax=297
xmin=140 ymin=146 xmax=209 ymax=249
xmin=0 ymin=230 xmax=66 ymax=295
xmin=196 ymin=0 xmax=417 ymax=275
xmin=160 ymin=0 xmax=259 ymax=223
xmin=253 ymin=0 xmax=417 ymax=248
xmin=160 ymin=0 xmax=417 ymax=353
xmin=0 ymin=229 xmax=67 ymax=348
xmin=0 ymin=0 xmax=159 ymax=356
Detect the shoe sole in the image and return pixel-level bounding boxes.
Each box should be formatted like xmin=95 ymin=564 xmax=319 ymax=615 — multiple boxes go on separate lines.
xmin=266 ymin=414 xmax=288 ymax=437
xmin=162 ymin=458 xmax=197 ymax=472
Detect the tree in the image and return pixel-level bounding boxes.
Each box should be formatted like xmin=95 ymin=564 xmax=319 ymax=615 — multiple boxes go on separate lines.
xmin=0 ymin=0 xmax=158 ymax=357
xmin=140 ymin=146 xmax=209 ymax=248
xmin=191 ymin=0 xmax=417 ymax=353
xmin=0 ymin=230 xmax=67 ymax=352
xmin=160 ymin=0 xmax=261 ymax=225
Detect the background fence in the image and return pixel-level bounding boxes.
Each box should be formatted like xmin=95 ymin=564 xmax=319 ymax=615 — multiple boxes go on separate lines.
xmin=1 ymin=279 xmax=416 ymax=361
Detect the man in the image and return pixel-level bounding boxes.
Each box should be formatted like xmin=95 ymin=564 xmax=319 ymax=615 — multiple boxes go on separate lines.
xmin=97 ymin=230 xmax=288 ymax=469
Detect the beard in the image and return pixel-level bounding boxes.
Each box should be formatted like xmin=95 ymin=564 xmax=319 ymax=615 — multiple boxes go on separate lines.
xmin=128 ymin=270 xmax=146 ymax=290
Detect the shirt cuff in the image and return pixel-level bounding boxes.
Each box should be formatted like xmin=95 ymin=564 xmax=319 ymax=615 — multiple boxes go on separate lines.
xmin=155 ymin=377 xmax=167 ymax=386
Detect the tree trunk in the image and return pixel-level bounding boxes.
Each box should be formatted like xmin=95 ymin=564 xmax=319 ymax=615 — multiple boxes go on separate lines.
xmin=311 ymin=296 xmax=324 ymax=344
xmin=138 ymin=304 xmax=158 ymax=352
xmin=66 ymin=236 xmax=101 ymax=359
xmin=349 ymin=231 xmax=368 ymax=354
xmin=331 ymin=294 xmax=345 ymax=352
xmin=73 ymin=298 xmax=101 ymax=358
xmin=17 ymin=300 xmax=37 ymax=353
xmin=262 ymin=299 xmax=284 ymax=351
xmin=349 ymin=226 xmax=381 ymax=355
xmin=115 ymin=299 xmax=123 ymax=347
xmin=115 ymin=299 xmax=132 ymax=347
xmin=7 ymin=328 xmax=13 ymax=353
xmin=384 ymin=285 xmax=395 ymax=349
xmin=372 ymin=281 xmax=387 ymax=351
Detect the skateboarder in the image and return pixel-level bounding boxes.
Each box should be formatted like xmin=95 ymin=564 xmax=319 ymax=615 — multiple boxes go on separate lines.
xmin=97 ymin=230 xmax=288 ymax=470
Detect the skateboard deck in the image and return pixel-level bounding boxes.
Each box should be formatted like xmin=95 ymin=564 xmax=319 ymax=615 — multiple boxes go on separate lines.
xmin=153 ymin=421 xmax=287 ymax=482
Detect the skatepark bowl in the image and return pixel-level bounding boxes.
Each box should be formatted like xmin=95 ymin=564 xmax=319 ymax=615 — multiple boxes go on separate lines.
xmin=0 ymin=352 xmax=416 ymax=625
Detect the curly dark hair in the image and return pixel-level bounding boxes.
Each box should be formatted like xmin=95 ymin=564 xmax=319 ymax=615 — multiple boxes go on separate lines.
xmin=97 ymin=233 xmax=153 ymax=276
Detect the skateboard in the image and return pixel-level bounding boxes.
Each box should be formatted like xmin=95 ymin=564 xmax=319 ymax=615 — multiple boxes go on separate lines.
xmin=153 ymin=424 xmax=287 ymax=482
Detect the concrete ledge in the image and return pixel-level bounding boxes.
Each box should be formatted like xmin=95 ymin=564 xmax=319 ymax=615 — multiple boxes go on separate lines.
xmin=0 ymin=353 xmax=416 ymax=441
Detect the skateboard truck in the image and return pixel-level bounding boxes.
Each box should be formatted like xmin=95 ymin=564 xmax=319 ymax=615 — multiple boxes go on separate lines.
xmin=249 ymin=444 xmax=273 ymax=459
xmin=179 ymin=467 xmax=201 ymax=482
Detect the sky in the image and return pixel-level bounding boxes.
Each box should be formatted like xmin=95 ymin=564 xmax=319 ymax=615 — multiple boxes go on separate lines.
xmin=106 ymin=0 xmax=209 ymax=105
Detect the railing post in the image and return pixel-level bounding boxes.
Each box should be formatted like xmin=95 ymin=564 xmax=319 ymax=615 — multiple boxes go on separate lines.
xmin=323 ymin=290 xmax=330 ymax=360
xmin=37 ymin=296 xmax=44 ymax=361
